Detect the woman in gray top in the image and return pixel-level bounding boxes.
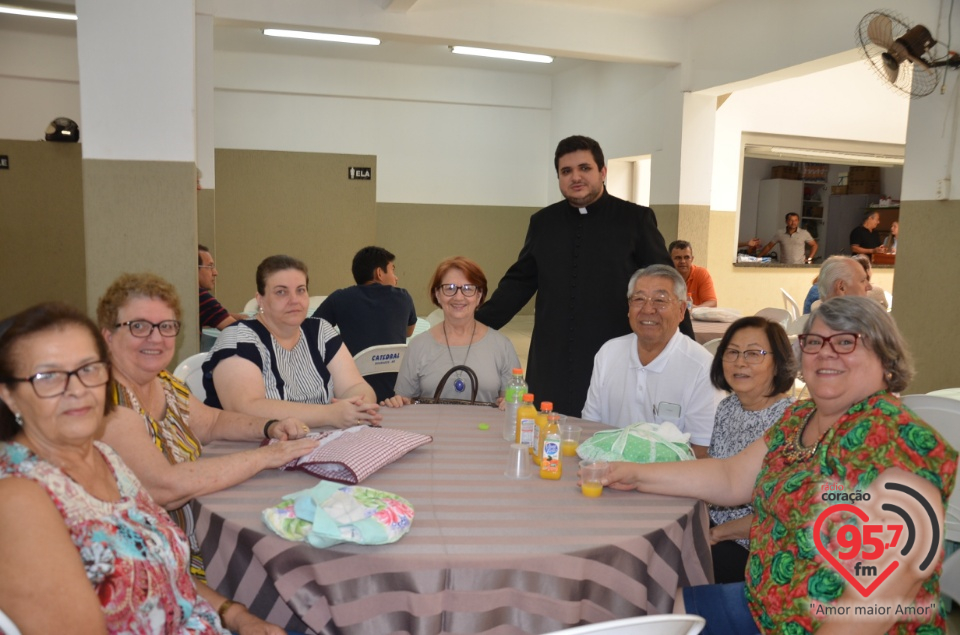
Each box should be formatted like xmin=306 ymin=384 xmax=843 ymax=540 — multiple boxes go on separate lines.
xmin=384 ymin=257 xmax=519 ymax=407
xmin=706 ymin=315 xmax=796 ymax=583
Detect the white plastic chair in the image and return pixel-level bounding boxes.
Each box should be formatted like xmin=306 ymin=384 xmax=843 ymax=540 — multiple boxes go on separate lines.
xmin=786 ymin=313 xmax=809 ymax=336
xmin=353 ymin=344 xmax=407 ymax=377
xmin=543 ymin=615 xmax=705 ymax=635
xmin=941 ymin=548 xmax=960 ymax=603
xmin=307 ymin=295 xmax=327 ymax=315
xmin=174 ymin=352 xmax=207 ymax=401
xmin=702 ymin=338 xmax=722 ymax=356
xmin=425 ymin=308 xmax=444 ymax=327
xmin=408 ymin=317 xmax=431 ymax=343
xmin=0 ymin=608 xmax=21 ymax=635
xmin=242 ymin=297 xmax=258 ymax=315
xmin=754 ymin=307 xmax=791 ymax=330
xmin=780 ymin=288 xmax=800 ymax=322
xmin=900 ymin=394 xmax=960 ymax=542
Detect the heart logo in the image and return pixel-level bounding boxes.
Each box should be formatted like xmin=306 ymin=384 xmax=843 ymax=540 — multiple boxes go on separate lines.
xmin=813 ymin=503 xmax=900 ymax=597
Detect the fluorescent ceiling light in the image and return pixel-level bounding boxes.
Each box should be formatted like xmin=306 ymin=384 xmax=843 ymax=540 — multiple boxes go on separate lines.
xmin=0 ymin=4 xmax=76 ymax=20
xmin=450 ymin=46 xmax=553 ymax=64
xmin=767 ymin=147 xmax=903 ymax=166
xmin=263 ymin=29 xmax=379 ymax=46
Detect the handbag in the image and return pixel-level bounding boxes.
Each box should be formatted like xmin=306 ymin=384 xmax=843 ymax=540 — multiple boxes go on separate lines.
xmin=262 ymin=425 xmax=432 ymax=484
xmin=412 ymin=365 xmax=498 ymax=408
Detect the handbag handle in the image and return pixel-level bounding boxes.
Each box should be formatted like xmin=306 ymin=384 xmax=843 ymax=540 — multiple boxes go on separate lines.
xmin=432 ymin=365 xmax=480 ymax=403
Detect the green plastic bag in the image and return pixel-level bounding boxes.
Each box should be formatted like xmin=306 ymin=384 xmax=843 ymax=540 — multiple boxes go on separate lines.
xmin=576 ymin=421 xmax=695 ymax=463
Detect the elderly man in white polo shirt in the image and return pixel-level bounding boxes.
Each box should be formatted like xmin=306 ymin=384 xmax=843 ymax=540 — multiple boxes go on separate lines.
xmin=582 ymin=264 xmax=724 ymax=458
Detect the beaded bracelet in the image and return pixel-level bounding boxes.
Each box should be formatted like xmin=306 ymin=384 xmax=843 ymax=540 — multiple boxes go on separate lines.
xmin=262 ymin=419 xmax=280 ymax=439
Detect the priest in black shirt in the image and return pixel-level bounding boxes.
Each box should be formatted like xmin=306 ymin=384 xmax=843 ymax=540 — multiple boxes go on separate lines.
xmin=476 ymin=135 xmax=693 ymax=417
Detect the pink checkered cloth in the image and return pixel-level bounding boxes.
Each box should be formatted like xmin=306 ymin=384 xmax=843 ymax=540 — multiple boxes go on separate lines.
xmin=263 ymin=426 xmax=432 ymax=484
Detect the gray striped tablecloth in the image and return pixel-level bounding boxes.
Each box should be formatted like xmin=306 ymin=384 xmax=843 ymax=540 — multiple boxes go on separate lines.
xmin=195 ymin=404 xmax=712 ymax=635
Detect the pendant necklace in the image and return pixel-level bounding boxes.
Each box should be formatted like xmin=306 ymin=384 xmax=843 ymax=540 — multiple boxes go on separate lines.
xmin=443 ymin=320 xmax=476 ymax=393
xmin=783 ymin=408 xmax=823 ymax=463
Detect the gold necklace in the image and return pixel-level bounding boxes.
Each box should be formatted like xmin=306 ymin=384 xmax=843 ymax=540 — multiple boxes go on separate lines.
xmin=782 ymin=409 xmax=822 ymax=462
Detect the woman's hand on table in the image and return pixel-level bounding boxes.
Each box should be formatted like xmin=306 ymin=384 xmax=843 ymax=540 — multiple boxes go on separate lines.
xmin=256 ymin=436 xmax=321 ymax=469
xmin=266 ymin=417 xmax=311 ymax=440
xmin=380 ymin=395 xmax=412 ymax=408
xmin=329 ymin=396 xmax=382 ymax=427
xmin=496 ymin=396 xmax=505 ymax=411
xmin=709 ymin=515 xmax=753 ymax=545
xmin=599 ymin=461 xmax=643 ymax=491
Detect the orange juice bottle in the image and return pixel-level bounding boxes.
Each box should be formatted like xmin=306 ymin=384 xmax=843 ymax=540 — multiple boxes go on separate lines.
xmin=539 ymin=413 xmax=562 ymax=480
xmin=515 ymin=393 xmax=537 ymax=451
xmin=531 ymin=401 xmax=553 ymax=464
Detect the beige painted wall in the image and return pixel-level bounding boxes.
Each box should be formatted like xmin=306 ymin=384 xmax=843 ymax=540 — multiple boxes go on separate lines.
xmin=889 ymin=199 xmax=960 ymax=393
xmin=377 ymin=203 xmax=537 ymax=315
xmin=0 ymin=140 xmax=87 ymax=314
xmin=82 ymin=159 xmax=199 ymax=358
xmin=213 ymin=149 xmax=378 ymax=313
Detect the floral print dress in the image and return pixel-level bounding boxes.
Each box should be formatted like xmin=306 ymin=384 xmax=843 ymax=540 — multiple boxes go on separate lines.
xmin=745 ymin=392 xmax=957 ymax=634
xmin=0 ymin=440 xmax=228 ymax=634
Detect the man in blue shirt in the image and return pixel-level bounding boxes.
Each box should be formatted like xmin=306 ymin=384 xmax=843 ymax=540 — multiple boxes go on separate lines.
xmin=313 ymin=246 xmax=417 ymax=402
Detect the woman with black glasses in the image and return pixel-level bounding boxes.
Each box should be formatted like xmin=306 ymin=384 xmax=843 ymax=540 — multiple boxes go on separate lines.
xmin=97 ymin=273 xmax=317 ymax=585
xmin=599 ymin=297 xmax=956 ymax=634
xmin=706 ymin=316 xmax=796 ymax=584
xmin=383 ymin=256 xmax=519 ymax=408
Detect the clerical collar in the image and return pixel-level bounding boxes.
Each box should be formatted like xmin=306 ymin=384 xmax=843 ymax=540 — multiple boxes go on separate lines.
xmin=578 ymin=207 xmax=588 ymax=215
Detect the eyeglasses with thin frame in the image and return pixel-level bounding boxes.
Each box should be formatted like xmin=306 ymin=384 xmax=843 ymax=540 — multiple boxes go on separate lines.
xmin=721 ymin=349 xmax=770 ymax=365
xmin=437 ymin=284 xmax=478 ymax=297
xmin=797 ymin=332 xmax=861 ymax=355
xmin=628 ymin=294 xmax=677 ymax=311
xmin=5 ymin=361 xmax=110 ymax=398
xmin=114 ymin=320 xmax=181 ymax=338
xmin=198 ymin=264 xmax=216 ymax=270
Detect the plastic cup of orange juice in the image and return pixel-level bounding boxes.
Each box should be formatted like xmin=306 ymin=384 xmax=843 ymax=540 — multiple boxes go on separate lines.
xmin=560 ymin=422 xmax=581 ymax=457
xmin=579 ymin=459 xmax=607 ymax=497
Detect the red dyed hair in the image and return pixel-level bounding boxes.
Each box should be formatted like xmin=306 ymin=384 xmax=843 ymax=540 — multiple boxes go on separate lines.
xmin=428 ymin=256 xmax=488 ymax=308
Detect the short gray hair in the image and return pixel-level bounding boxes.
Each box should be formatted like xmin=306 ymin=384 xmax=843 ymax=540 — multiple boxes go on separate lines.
xmin=817 ymin=256 xmax=857 ymax=300
xmin=627 ymin=264 xmax=687 ymax=300
xmin=804 ymin=296 xmax=914 ymax=393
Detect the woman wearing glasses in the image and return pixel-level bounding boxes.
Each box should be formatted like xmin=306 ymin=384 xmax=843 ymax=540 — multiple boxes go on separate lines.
xmin=0 ymin=303 xmax=291 ymax=633
xmin=599 ymin=296 xmax=955 ymax=634
xmin=97 ymin=273 xmax=318 ymax=585
xmin=705 ymin=316 xmax=796 ymax=584
xmin=383 ymin=256 xmax=519 ymax=408
xmin=203 ymin=255 xmax=381 ymax=427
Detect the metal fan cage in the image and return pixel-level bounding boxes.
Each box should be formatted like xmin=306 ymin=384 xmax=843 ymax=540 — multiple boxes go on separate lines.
xmin=856 ymin=10 xmax=942 ymax=98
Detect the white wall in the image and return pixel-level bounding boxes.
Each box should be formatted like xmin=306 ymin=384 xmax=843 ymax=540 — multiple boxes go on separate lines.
xmin=550 ymin=62 xmax=683 ymax=204
xmin=213 ymin=50 xmax=554 ymax=207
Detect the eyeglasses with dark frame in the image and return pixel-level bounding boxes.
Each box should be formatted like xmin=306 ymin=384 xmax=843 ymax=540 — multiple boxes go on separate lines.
xmin=114 ymin=320 xmax=181 ymax=338
xmin=5 ymin=361 xmax=110 ymax=398
xmin=628 ymin=294 xmax=677 ymax=311
xmin=721 ymin=349 xmax=770 ymax=365
xmin=437 ymin=284 xmax=479 ymax=297
xmin=797 ymin=332 xmax=862 ymax=355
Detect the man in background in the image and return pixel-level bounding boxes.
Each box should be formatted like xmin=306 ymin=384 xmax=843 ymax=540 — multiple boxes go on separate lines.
xmin=476 ymin=135 xmax=691 ymax=417
xmin=313 ymin=246 xmax=417 ymax=402
xmin=850 ymin=210 xmax=886 ymax=257
xmin=669 ymin=240 xmax=717 ymax=307
xmin=758 ymin=212 xmax=818 ymax=264
xmin=198 ymin=245 xmax=245 ymax=330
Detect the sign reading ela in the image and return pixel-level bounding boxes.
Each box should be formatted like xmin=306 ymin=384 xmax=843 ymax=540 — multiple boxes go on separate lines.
xmin=348 ymin=167 xmax=372 ymax=180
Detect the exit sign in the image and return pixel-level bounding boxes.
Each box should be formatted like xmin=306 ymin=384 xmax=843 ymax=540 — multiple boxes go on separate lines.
xmin=348 ymin=167 xmax=371 ymax=180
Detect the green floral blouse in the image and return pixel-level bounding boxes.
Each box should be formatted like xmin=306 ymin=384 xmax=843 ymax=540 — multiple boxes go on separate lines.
xmin=746 ymin=391 xmax=957 ymax=634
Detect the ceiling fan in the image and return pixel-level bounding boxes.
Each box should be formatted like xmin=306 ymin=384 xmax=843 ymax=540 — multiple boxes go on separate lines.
xmin=856 ymin=10 xmax=960 ymax=98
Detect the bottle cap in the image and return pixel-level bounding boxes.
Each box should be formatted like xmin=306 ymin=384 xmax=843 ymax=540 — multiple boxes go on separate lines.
xmin=512 ymin=368 xmax=523 ymax=374
xmin=523 ymin=393 xmax=535 ymax=402
xmin=540 ymin=401 xmax=553 ymax=411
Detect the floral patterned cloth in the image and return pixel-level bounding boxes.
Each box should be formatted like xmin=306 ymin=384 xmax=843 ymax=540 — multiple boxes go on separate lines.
xmin=708 ymin=394 xmax=792 ymax=549
xmin=0 ymin=440 xmax=228 ymax=634
xmin=746 ymin=391 xmax=957 ymax=634
xmin=111 ymin=371 xmax=206 ymax=580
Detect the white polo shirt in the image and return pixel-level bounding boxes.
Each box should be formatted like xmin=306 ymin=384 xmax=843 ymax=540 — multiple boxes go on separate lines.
xmin=581 ymin=330 xmax=724 ymax=446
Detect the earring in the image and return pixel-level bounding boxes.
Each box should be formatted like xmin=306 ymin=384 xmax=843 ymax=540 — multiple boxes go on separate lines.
xmin=258 ymin=305 xmax=264 ymax=314
xmin=14 ymin=412 xmax=23 ymax=427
